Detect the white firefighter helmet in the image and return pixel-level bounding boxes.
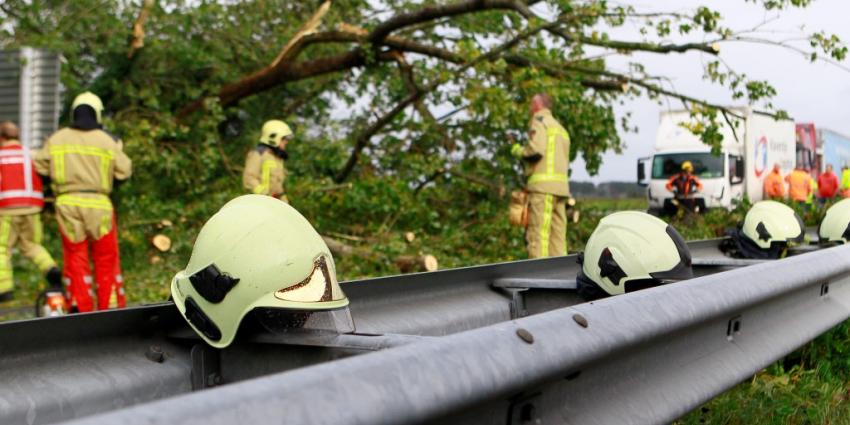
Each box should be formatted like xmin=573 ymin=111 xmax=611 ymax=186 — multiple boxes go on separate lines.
xmin=71 ymin=91 xmax=105 ymax=124
xmin=170 ymin=195 xmax=351 ymax=348
xmin=577 ymin=211 xmax=693 ymax=300
xmin=741 ymin=200 xmax=805 ymax=249
xmin=259 ymin=120 xmax=293 ymax=146
xmin=819 ymin=198 xmax=850 ymax=245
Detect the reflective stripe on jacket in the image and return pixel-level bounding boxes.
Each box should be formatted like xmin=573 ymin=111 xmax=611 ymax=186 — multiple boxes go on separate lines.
xmin=0 ymin=140 xmax=44 ymax=211
xmin=35 ymin=128 xmax=132 ymax=195
xmin=243 ymin=146 xmax=286 ymax=197
xmin=521 ymin=109 xmax=570 ymax=197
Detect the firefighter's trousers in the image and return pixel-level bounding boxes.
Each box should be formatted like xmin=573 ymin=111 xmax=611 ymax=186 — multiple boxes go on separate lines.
xmin=526 ymin=192 xmax=567 ymax=259
xmin=55 ymin=193 xmax=125 ymax=312
xmin=0 ymin=213 xmax=57 ymax=293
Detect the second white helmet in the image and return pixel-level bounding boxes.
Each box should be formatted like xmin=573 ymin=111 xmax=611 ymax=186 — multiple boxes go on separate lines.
xmin=577 ymin=211 xmax=693 ymax=300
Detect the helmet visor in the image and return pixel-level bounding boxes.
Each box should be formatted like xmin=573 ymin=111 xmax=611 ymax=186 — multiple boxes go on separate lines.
xmin=254 ymin=306 xmax=355 ymax=335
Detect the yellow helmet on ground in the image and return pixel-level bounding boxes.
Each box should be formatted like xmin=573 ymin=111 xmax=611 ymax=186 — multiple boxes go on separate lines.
xmin=577 ymin=211 xmax=693 ymax=300
xmin=681 ymin=161 xmax=693 ymax=172
xmin=170 ymin=195 xmax=351 ymax=348
xmin=260 ymin=120 xmax=293 ymax=146
xmin=71 ymin=92 xmax=104 ymax=124
xmin=819 ymin=198 xmax=850 ymax=245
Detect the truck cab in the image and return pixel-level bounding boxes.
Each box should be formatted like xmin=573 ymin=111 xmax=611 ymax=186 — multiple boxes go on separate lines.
xmin=640 ymin=150 xmax=743 ymax=214
xmin=638 ymin=108 xmax=794 ymax=215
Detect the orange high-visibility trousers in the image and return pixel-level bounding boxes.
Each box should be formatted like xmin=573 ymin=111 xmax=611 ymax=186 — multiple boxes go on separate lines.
xmin=60 ymin=214 xmax=125 ymax=312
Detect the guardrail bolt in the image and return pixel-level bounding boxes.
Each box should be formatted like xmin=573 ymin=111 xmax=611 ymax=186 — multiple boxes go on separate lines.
xmin=572 ymin=314 xmax=588 ymax=328
xmin=516 ymin=328 xmax=534 ymax=344
xmin=207 ymin=373 xmax=222 ymax=387
xmin=145 ymin=345 xmax=164 ymax=363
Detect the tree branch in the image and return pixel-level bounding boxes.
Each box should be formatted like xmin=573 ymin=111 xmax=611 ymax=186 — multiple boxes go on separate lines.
xmin=393 ymin=53 xmax=455 ymax=153
xmin=367 ymin=0 xmax=531 ymax=44
xmin=576 ymin=35 xmax=721 ymax=55
xmin=127 ymin=0 xmax=154 ymax=59
xmin=333 ymin=16 xmax=562 ymax=183
xmin=532 ymin=59 xmax=749 ymax=119
xmin=176 ymin=0 xmax=536 ymax=121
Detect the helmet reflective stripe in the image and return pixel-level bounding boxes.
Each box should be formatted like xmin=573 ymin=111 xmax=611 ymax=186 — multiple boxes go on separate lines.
xmin=819 ymin=198 xmax=850 ymax=244
xmin=275 ymin=256 xmax=339 ymax=303
xmin=260 ymin=120 xmax=293 ymax=146
xmin=71 ymin=92 xmax=104 ymax=124
xmin=577 ymin=211 xmax=692 ymax=299
xmin=741 ymin=200 xmax=804 ymax=250
xmin=170 ymin=195 xmax=350 ymax=348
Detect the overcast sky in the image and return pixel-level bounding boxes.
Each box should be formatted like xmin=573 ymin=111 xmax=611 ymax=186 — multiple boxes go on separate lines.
xmin=567 ymin=0 xmax=850 ymax=182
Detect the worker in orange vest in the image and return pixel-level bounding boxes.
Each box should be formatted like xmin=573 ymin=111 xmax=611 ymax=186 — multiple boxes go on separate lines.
xmin=665 ymin=161 xmax=703 ymax=212
xmin=763 ymin=163 xmax=785 ymax=200
xmin=785 ymin=164 xmax=813 ymax=208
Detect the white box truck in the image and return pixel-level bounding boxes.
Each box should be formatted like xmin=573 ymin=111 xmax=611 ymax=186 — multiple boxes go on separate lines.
xmin=637 ymin=108 xmax=796 ymax=214
xmin=818 ymin=128 xmax=850 ymax=173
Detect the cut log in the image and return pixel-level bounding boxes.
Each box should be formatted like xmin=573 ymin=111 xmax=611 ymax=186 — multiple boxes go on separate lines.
xmin=152 ymin=234 xmax=172 ymax=252
xmin=149 ymin=255 xmax=163 ymax=265
xmin=403 ymin=231 xmax=416 ymax=243
xmin=323 ymin=236 xmax=437 ymax=274
xmin=395 ymin=254 xmax=438 ymax=273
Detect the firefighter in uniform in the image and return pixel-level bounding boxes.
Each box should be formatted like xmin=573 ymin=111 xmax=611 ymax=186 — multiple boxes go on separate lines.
xmin=0 ymin=122 xmax=61 ymax=301
xmin=665 ymin=161 xmax=703 ymax=212
xmin=35 ymin=92 xmax=132 ymax=312
xmin=511 ymin=93 xmax=571 ymax=259
xmin=243 ymin=120 xmax=290 ymax=203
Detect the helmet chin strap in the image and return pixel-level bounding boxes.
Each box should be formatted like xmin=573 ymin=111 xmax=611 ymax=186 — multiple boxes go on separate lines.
xmin=260 ymin=143 xmax=289 ymax=160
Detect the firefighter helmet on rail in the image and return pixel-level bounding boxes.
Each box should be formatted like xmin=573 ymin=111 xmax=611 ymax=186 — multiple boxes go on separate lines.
xmin=170 ymin=195 xmax=352 ymax=348
xmin=722 ymin=200 xmax=804 ymax=259
xmin=819 ymin=198 xmax=850 ymax=245
xmin=576 ymin=211 xmax=693 ymax=300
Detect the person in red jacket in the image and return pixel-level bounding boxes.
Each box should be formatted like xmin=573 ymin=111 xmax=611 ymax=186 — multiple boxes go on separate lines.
xmin=817 ymin=164 xmax=840 ymax=206
xmin=0 ymin=121 xmax=61 ymax=302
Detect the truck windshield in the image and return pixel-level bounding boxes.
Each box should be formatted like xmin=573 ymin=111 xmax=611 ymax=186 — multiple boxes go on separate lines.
xmin=652 ymin=153 xmax=724 ymax=179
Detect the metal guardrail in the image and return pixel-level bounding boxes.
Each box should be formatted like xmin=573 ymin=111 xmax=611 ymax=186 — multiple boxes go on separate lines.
xmin=57 ymin=244 xmax=850 ymax=425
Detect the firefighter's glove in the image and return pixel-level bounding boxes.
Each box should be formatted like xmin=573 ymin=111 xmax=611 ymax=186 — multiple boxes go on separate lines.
xmin=510 ymin=143 xmax=524 ymax=158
